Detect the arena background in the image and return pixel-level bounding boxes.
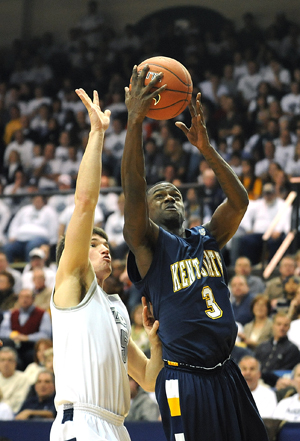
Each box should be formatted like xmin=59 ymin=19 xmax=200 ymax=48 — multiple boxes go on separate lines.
xmin=0 ymin=1 xmax=300 ymax=440
xmin=0 ymin=0 xmax=300 ymax=48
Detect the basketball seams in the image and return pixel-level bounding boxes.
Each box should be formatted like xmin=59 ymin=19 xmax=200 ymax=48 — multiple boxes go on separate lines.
xmin=138 ymin=63 xmax=192 ymax=87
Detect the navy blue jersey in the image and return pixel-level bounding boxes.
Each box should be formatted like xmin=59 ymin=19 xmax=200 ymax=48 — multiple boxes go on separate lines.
xmin=127 ymin=226 xmax=237 ymax=367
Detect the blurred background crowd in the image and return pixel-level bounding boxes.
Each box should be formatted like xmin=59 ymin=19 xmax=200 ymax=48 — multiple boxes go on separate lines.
xmin=1 ymin=1 xmax=300 ymax=429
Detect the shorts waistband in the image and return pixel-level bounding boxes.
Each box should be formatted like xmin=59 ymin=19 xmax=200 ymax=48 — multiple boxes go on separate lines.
xmin=62 ymin=403 xmax=125 ymax=426
xmin=163 ymin=357 xmax=230 ymax=371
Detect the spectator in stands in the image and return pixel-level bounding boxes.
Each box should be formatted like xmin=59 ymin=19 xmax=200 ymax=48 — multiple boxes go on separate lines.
xmin=0 ymin=347 xmax=30 ymax=413
xmin=0 ymin=387 xmax=14 ymax=420
xmin=4 ymin=128 xmax=34 ymax=174
xmin=229 ymin=275 xmax=255 ymax=326
xmin=104 ymin=192 xmax=128 ymax=260
xmin=0 ymin=182 xmax=10 ymax=248
xmin=15 ymin=370 xmax=56 ymax=420
xmin=97 ymin=175 xmax=118 ymax=222
xmin=281 ymin=81 xmax=300 ymax=117
xmin=144 ymin=137 xmax=165 ymax=185
xmin=239 ymin=295 xmax=273 ymax=350
xmin=0 ymin=253 xmax=22 ymax=295
xmin=234 ymin=256 xmax=265 ymax=295
xmin=272 ymin=363 xmax=300 ymax=421
xmin=21 ymin=247 xmax=56 ymax=293
xmin=125 ymin=376 xmax=160 ymax=422
xmin=239 ymin=158 xmax=263 ymax=200
xmin=274 ymin=128 xmax=295 ymax=171
xmin=199 ymin=168 xmax=225 ymax=224
xmin=0 ymin=288 xmax=52 ymax=369
xmin=33 ymin=142 xmax=61 ymax=191
xmin=43 ymin=348 xmax=53 ymax=373
xmin=237 ymin=60 xmax=264 ymax=104
xmin=58 ymin=202 xmax=104 ymax=238
xmin=30 ymin=268 xmax=53 ymax=311
xmin=2 ymin=169 xmax=30 ymax=215
xmin=3 ymin=105 xmax=22 ymax=146
xmin=47 ymin=173 xmax=74 ymax=215
xmin=23 ymin=338 xmax=53 ymax=386
xmin=239 ymin=355 xmax=277 ymax=418
xmin=60 ymin=146 xmax=81 ymax=184
xmin=254 ymin=140 xmax=276 ymax=180
xmin=285 ymin=140 xmax=300 ymax=178
xmin=287 ymin=284 xmax=300 ymax=321
xmin=235 ymin=183 xmax=292 ymax=265
xmin=3 ymin=195 xmax=58 ymax=262
xmin=264 ymin=255 xmax=296 ymax=309
xmin=0 ymin=271 xmax=17 ymax=311
xmin=255 ymin=311 xmax=300 ymax=387
xmin=75 ymin=0 xmax=104 ymax=50
xmin=262 ymin=58 xmax=291 ymax=94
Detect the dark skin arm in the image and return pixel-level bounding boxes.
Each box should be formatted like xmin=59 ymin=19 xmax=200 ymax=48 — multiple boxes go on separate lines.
xmin=121 ymin=65 xmax=166 ymax=278
xmin=175 ymin=95 xmax=249 ymax=249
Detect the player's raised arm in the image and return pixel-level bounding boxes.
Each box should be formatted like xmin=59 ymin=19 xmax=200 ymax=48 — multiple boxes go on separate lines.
xmin=54 ymin=89 xmax=110 ymax=306
xmin=175 ymin=93 xmax=249 ymax=249
xmin=121 ymin=66 xmax=166 ymax=276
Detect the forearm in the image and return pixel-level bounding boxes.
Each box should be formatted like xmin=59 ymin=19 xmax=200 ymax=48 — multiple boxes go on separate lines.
xmin=121 ymin=120 xmax=147 ymax=195
xmin=128 ymin=338 xmax=163 ymax=392
xmin=143 ymin=341 xmax=164 ymax=392
xmin=75 ymin=130 xmax=105 ymax=207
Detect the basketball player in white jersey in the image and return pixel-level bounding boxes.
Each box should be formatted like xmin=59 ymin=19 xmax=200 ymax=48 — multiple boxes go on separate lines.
xmin=50 ymin=88 xmax=163 ymax=441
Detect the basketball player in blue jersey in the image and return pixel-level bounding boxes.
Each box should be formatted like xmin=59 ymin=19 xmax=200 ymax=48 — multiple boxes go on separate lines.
xmin=50 ymin=88 xmax=164 ymax=441
xmin=121 ymin=65 xmax=269 ymax=441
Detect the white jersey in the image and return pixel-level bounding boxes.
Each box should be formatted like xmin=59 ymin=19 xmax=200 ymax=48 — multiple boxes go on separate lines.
xmin=50 ymin=277 xmax=131 ymax=417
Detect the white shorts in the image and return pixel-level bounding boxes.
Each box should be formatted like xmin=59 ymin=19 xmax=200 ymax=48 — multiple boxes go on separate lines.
xmin=50 ymin=403 xmax=131 ymax=441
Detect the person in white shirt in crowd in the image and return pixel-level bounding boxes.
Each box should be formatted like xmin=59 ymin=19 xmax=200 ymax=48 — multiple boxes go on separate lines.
xmin=3 ymin=195 xmax=58 ymax=263
xmin=0 ymin=386 xmax=14 ymax=420
xmin=26 ymin=85 xmax=52 ymax=119
xmin=97 ymin=175 xmax=119 ymax=221
xmin=60 ymin=146 xmax=81 ymax=182
xmin=21 ymin=248 xmax=56 ymax=292
xmin=0 ymin=181 xmax=11 ymax=248
xmin=281 ymin=81 xmax=300 ymax=117
xmin=104 ymin=192 xmax=128 ymax=259
xmin=237 ymin=60 xmax=264 ymax=104
xmin=239 ymin=355 xmax=277 ymax=418
xmin=58 ymin=202 xmax=104 ymax=238
xmin=3 ymin=129 xmax=34 ymax=173
xmin=273 ymin=128 xmax=295 ymax=171
xmin=254 ymin=140 xmax=276 ymax=180
xmin=234 ymin=182 xmax=292 ymax=265
xmin=54 ymin=130 xmax=71 ymax=162
xmin=273 ymin=363 xmax=300 ymax=421
xmin=198 ymin=71 xmax=229 ymax=108
xmin=0 ymin=347 xmax=31 ymax=414
xmin=103 ymin=112 xmax=127 ymax=182
xmin=34 ymin=142 xmax=62 ymax=191
xmin=262 ymin=58 xmax=291 ymax=94
xmin=285 ymin=141 xmax=300 ymax=178
xmin=47 ymin=174 xmax=74 ymax=215
xmin=0 ymin=252 xmax=22 ymax=295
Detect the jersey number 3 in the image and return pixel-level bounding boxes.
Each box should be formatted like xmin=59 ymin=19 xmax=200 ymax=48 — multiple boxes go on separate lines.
xmin=202 ymin=286 xmax=223 ymax=319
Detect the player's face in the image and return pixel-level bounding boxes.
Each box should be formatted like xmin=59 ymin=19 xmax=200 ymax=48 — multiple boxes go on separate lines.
xmin=89 ymin=235 xmax=112 ymax=278
xmin=147 ymin=183 xmax=185 ymax=228
xmin=239 ymin=358 xmax=260 ymax=391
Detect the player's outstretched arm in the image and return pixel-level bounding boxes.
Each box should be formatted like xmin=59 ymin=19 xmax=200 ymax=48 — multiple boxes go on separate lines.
xmin=175 ymin=92 xmax=248 ymax=248
xmin=121 ymin=66 xmax=166 ymax=278
xmin=127 ymin=297 xmax=163 ymax=392
xmin=55 ymin=89 xmax=110 ymax=305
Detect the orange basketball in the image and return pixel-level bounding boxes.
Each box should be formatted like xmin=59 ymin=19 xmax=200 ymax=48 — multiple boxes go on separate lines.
xmin=132 ymin=56 xmax=193 ymax=120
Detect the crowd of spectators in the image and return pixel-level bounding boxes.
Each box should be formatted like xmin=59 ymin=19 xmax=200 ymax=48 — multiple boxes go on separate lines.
xmin=1 ymin=2 xmax=300 ymax=426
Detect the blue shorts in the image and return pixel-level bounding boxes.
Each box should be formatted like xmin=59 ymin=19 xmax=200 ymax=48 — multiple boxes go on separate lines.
xmin=155 ymin=358 xmax=268 ymax=441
